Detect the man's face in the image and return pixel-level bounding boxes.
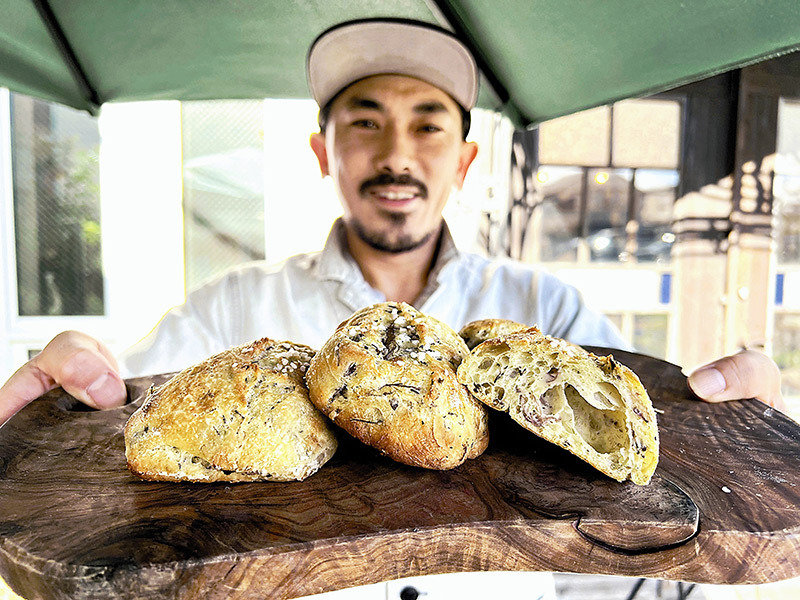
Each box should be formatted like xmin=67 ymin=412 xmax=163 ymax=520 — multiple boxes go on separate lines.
xmin=310 ymin=75 xmax=478 ymax=253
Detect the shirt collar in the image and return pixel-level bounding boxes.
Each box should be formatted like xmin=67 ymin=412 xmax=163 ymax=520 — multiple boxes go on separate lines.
xmin=428 ymin=221 xmax=461 ymax=280
xmin=415 ymin=221 xmax=461 ymax=306
xmin=316 ymin=218 xmax=362 ymax=283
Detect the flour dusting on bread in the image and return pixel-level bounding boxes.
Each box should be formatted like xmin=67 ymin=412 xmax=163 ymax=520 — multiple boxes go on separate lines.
xmin=124 ymin=337 xmax=337 ymax=482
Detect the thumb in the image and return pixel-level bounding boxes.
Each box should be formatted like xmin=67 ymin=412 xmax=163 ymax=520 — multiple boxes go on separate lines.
xmin=687 ymin=350 xmax=785 ymax=411
xmin=35 ymin=331 xmax=127 ymax=410
xmin=0 ymin=331 xmax=127 ymax=426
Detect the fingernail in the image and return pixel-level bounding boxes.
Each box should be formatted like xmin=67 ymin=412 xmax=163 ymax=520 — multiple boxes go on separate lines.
xmin=690 ymin=367 xmax=727 ymax=397
xmin=87 ymin=373 xmax=125 ymax=408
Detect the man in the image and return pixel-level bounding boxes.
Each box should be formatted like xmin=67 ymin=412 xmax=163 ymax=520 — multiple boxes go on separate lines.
xmin=0 ymin=20 xmax=784 ymax=431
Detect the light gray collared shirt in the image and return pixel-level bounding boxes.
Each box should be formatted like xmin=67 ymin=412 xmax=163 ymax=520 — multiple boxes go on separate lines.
xmin=121 ymin=218 xmax=627 ymax=377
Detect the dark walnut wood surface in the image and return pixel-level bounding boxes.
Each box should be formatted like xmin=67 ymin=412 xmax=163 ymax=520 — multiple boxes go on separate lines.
xmin=0 ymin=349 xmax=799 ymax=599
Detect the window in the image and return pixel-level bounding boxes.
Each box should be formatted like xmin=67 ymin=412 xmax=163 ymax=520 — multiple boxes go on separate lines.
xmin=773 ymin=98 xmax=800 ymax=407
xmin=181 ymin=100 xmax=266 ymax=291
xmin=611 ymin=99 xmax=681 ymax=169
xmin=536 ymin=165 xmax=582 ymax=261
xmin=774 ymin=98 xmax=800 ymax=265
xmin=585 ymin=167 xmax=632 ymax=262
xmin=531 ymin=99 xmax=681 ymax=360
xmin=535 ymin=99 xmax=681 ymax=265
xmin=635 ymin=169 xmax=679 ymax=262
xmin=10 ymin=93 xmax=104 ymax=316
xmin=773 ymin=312 xmax=800 ymax=402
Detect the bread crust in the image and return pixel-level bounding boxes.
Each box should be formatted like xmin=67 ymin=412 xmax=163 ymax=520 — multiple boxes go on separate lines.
xmin=306 ymin=302 xmax=489 ymax=470
xmin=457 ymin=326 xmax=659 ymax=485
xmin=459 ymin=318 xmax=528 ymax=350
xmin=124 ymin=338 xmax=337 ymax=482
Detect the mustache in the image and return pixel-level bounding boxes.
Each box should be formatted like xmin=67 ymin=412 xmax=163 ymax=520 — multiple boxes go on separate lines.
xmin=359 ymin=173 xmax=428 ymax=198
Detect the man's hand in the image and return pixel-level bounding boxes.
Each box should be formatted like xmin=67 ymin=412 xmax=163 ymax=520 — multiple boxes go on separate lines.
xmin=0 ymin=331 xmax=127 ymax=426
xmin=687 ymin=349 xmax=786 ymax=411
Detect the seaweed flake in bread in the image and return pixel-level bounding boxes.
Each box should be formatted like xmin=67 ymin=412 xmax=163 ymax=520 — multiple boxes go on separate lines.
xmin=124 ymin=338 xmax=337 ymax=482
xmin=459 ymin=318 xmax=528 ymax=350
xmin=457 ymin=326 xmax=658 ymax=485
xmin=306 ymin=302 xmax=489 ymax=470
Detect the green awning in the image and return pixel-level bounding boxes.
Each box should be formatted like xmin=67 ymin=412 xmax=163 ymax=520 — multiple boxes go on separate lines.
xmin=3 ymin=0 xmax=800 ymax=127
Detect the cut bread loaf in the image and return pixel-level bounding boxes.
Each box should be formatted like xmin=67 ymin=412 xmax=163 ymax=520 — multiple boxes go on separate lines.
xmin=457 ymin=326 xmax=659 ymax=485
xmin=124 ymin=337 xmax=337 ymax=482
xmin=306 ymin=302 xmax=489 ymax=470
xmin=459 ymin=318 xmax=528 ymax=350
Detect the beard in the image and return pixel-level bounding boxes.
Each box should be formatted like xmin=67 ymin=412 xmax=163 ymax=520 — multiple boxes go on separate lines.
xmin=349 ymin=215 xmax=436 ymax=254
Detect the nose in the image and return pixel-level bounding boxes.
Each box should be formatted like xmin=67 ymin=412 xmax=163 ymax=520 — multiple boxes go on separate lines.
xmin=374 ymin=125 xmax=415 ymax=174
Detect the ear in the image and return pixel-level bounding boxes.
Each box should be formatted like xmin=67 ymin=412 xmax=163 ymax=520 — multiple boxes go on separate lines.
xmin=309 ymin=133 xmax=330 ymax=178
xmin=454 ymin=141 xmax=479 ymax=189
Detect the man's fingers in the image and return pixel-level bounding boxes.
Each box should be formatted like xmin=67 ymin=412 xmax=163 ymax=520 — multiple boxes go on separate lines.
xmin=34 ymin=332 xmax=127 ymax=410
xmin=688 ymin=350 xmax=785 ymax=410
xmin=0 ymin=361 xmax=58 ymax=425
xmin=0 ymin=331 xmax=127 ymax=427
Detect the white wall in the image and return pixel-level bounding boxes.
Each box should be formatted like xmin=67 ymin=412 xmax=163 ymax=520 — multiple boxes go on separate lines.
xmin=262 ymin=99 xmax=342 ymax=262
xmin=98 ymin=101 xmax=187 ymax=353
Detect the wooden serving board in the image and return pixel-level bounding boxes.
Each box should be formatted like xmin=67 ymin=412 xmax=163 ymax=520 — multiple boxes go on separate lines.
xmin=1 ymin=349 xmax=799 ymax=599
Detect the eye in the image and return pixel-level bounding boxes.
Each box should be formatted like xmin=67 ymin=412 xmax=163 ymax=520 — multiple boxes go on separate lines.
xmin=352 ymin=119 xmax=379 ymax=129
xmin=419 ymin=124 xmax=443 ymax=133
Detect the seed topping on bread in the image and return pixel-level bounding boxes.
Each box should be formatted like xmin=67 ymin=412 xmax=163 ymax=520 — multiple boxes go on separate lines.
xmin=306 ymin=302 xmax=489 ymax=470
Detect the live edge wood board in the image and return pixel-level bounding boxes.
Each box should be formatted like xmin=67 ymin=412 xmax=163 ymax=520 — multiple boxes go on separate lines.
xmin=0 ymin=348 xmax=799 ymax=599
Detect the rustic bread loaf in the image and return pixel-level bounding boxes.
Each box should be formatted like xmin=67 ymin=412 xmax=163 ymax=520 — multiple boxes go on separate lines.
xmin=124 ymin=338 xmax=337 ymax=482
xmin=459 ymin=318 xmax=528 ymax=350
xmin=306 ymin=302 xmax=489 ymax=470
xmin=457 ymin=326 xmax=658 ymax=485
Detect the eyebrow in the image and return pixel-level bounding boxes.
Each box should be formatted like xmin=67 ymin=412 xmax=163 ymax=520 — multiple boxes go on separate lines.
xmin=344 ymin=97 xmax=450 ymax=115
xmin=413 ymin=101 xmax=448 ymax=115
xmin=345 ymin=97 xmax=383 ymax=111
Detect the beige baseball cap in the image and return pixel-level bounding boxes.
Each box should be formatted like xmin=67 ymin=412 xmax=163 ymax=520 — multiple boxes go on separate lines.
xmin=307 ymin=18 xmax=479 ymax=111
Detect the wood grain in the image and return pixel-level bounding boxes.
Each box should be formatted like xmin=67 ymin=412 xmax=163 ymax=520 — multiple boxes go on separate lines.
xmin=0 ymin=349 xmax=799 ymax=599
